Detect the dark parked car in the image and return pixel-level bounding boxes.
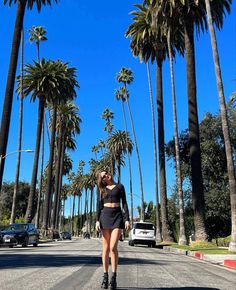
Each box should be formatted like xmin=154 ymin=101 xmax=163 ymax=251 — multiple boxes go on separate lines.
xmin=0 ymin=223 xmax=39 ymax=248
xmin=60 ymin=231 xmax=72 ymax=240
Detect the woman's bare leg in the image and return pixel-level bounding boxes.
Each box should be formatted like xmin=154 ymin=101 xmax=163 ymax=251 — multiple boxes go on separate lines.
xmin=102 ymin=229 xmax=111 ymax=272
xmin=110 ymin=228 xmax=122 ymax=272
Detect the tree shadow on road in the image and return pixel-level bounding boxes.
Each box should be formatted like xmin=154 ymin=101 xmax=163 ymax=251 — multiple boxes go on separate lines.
xmin=118 ymin=288 xmax=220 ymax=290
xmin=0 ymin=254 xmax=168 ymax=269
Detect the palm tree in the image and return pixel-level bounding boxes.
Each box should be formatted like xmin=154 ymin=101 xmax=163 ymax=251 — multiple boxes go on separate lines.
xmin=150 ymin=0 xmax=209 ymax=241
xmin=10 ymin=28 xmax=24 ymax=224
xmin=51 ymin=102 xmax=81 ymax=230
xmin=116 ymin=67 xmax=145 ymax=221
xmin=0 ymin=0 xmax=58 ymax=193
xmin=204 ymin=0 xmax=235 ymax=251
xmin=102 ymin=108 xmax=114 ymax=136
xmin=42 ymin=61 xmax=79 ymax=232
xmin=28 ymin=25 xmax=47 ymax=61
xmin=115 ymin=86 xmax=134 ymax=226
xmin=125 ymin=3 xmax=163 ymax=241
xmin=107 ymin=130 xmax=133 ymax=184
xmin=28 ymin=25 xmax=48 ymax=228
xmin=21 ymin=59 xmax=52 ymax=223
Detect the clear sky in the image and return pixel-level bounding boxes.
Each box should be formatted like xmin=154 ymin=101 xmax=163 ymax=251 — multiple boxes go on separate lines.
xmin=0 ymin=1 xmax=235 ymax=218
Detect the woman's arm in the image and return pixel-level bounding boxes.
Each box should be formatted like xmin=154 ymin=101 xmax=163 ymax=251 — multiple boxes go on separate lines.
xmin=121 ymin=184 xmax=130 ymax=222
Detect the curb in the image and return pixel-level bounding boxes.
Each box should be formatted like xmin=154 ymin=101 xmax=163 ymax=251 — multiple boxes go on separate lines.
xmin=224 ymin=259 xmax=236 ymax=269
xmin=163 ymin=247 xmax=236 ymax=269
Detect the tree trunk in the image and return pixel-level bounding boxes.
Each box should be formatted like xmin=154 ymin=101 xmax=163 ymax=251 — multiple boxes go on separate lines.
xmin=156 ymin=56 xmax=173 ymax=242
xmin=167 ymin=31 xmax=187 ymax=245
xmin=0 ymin=0 xmax=26 ymax=192
xmin=25 ymin=98 xmax=45 ymax=222
xmin=125 ymin=86 xmax=145 ymax=221
xmin=10 ymin=28 xmax=24 ymax=224
xmin=121 ymin=100 xmax=133 ymax=226
xmin=51 ymin=124 xmax=63 ymax=229
xmin=205 ymin=0 xmax=236 ymax=251
xmin=184 ymin=18 xmax=207 ymax=241
xmin=35 ymin=113 xmax=45 ymax=228
xmin=146 ymin=62 xmax=162 ymax=242
xmin=42 ymin=104 xmax=57 ymax=232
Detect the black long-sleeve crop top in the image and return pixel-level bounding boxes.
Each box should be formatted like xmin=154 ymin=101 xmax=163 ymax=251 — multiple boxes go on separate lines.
xmin=96 ymin=183 xmax=130 ymax=222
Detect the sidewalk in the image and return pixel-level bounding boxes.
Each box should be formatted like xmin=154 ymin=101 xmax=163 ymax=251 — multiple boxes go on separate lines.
xmin=163 ymin=246 xmax=236 ymax=270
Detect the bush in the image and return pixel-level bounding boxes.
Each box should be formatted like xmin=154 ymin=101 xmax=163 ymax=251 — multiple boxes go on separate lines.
xmin=190 ymin=241 xmax=217 ymax=249
xmin=213 ymin=235 xmax=231 ymax=247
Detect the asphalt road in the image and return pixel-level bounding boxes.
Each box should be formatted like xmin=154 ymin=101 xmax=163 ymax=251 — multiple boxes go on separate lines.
xmin=0 ymin=238 xmax=235 ymax=290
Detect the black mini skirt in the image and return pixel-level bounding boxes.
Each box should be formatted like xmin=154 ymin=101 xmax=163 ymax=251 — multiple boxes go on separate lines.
xmin=100 ymin=207 xmax=124 ymax=229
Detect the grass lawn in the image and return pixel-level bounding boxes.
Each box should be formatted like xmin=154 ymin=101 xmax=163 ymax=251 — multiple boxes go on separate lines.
xmin=169 ymin=244 xmax=236 ymax=254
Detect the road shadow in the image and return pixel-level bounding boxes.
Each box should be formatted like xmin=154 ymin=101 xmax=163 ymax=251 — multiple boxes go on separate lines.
xmin=0 ymin=254 xmax=167 ymax=269
xmin=118 ymin=288 xmax=220 ymax=290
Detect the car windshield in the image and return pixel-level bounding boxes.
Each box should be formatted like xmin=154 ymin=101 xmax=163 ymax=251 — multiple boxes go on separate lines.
xmin=135 ymin=223 xmax=154 ymax=230
xmin=4 ymin=224 xmax=28 ymax=231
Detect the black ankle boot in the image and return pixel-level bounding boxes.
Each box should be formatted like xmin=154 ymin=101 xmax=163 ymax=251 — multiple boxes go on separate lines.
xmin=101 ymin=273 xmax=108 ymax=289
xmin=109 ymin=275 xmax=117 ymax=290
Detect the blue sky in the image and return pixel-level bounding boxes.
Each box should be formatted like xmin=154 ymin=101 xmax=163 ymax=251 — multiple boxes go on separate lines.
xmin=0 ymin=1 xmax=235 ymax=218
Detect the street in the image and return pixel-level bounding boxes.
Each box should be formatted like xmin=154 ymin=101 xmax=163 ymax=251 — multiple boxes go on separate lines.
xmin=0 ymin=238 xmax=235 ymax=290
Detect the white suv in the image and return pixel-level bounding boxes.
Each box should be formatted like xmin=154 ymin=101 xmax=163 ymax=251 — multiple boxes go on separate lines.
xmin=129 ymin=222 xmax=156 ymax=247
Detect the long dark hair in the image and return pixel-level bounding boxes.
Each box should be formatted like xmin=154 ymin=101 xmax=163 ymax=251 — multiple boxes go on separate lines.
xmin=97 ymin=171 xmax=114 ymax=197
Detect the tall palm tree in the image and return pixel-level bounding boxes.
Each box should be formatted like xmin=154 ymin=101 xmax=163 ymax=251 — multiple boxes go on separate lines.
xmin=102 ymin=108 xmax=114 ymax=136
xmin=0 ymin=0 xmax=58 ymax=193
xmin=115 ymin=86 xmax=134 ymax=226
xmin=204 ymin=0 xmax=235 ymax=251
xmin=150 ymin=0 xmax=209 ymax=241
xmin=51 ymin=102 xmax=81 ymax=230
xmin=10 ymin=28 xmax=24 ymax=224
xmin=28 ymin=25 xmax=47 ymax=61
xmin=116 ymin=67 xmax=145 ymax=221
xmin=42 ymin=61 xmax=79 ymax=232
xmin=28 ymin=25 xmax=47 ymax=228
xmin=107 ymin=130 xmax=133 ymax=184
xmin=21 ymin=59 xmax=52 ymax=223
xmin=125 ymin=3 xmax=163 ymax=241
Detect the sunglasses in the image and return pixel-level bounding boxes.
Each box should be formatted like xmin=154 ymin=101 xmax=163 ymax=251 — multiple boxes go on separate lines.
xmin=101 ymin=172 xmax=109 ymax=180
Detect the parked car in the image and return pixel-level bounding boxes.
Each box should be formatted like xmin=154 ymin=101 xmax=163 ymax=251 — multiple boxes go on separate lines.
xmin=129 ymin=221 xmax=156 ymax=247
xmin=0 ymin=223 xmax=39 ymax=248
xmin=60 ymin=231 xmax=72 ymax=240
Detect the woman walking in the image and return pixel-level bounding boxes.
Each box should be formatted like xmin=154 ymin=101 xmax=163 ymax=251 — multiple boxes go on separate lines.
xmin=96 ymin=171 xmax=130 ymax=289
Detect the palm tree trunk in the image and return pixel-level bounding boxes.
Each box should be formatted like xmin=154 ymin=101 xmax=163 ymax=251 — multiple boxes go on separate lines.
xmin=72 ymin=191 xmax=76 ymax=235
xmin=125 ymin=89 xmax=145 ymax=221
xmin=0 ymin=0 xmax=26 ymax=192
xmin=35 ymin=113 xmax=45 ymax=228
xmin=156 ymin=56 xmax=173 ymax=242
xmin=146 ymin=62 xmax=162 ymax=242
xmin=42 ymin=104 xmax=57 ymax=233
xmin=51 ymin=125 xmax=63 ymax=229
xmin=205 ymin=0 xmax=236 ymax=251
xmin=10 ymin=28 xmax=24 ymax=224
xmin=25 ymin=98 xmax=45 ymax=222
xmin=167 ymin=31 xmax=187 ymax=245
xmin=184 ymin=18 xmax=207 ymax=241
xmin=121 ymin=100 xmax=134 ymax=226
xmin=56 ymin=138 xmax=65 ymax=229
xmin=89 ymin=187 xmax=93 ymax=235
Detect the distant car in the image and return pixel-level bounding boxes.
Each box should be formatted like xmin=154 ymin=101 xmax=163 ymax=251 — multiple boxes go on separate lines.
xmin=0 ymin=223 xmax=39 ymax=248
xmin=60 ymin=232 xmax=72 ymax=240
xmin=129 ymin=222 xmax=156 ymax=247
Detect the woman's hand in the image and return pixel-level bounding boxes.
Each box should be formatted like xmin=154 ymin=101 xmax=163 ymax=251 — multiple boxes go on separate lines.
xmin=125 ymin=221 xmax=130 ymax=231
xmin=96 ymin=221 xmax=101 ymax=232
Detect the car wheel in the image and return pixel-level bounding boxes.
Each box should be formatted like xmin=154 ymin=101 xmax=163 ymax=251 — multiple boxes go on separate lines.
xmin=22 ymin=236 xmax=29 ymax=247
xmin=129 ymin=240 xmax=134 ymax=246
xmin=33 ymin=239 xmax=39 ymax=247
xmin=9 ymin=245 xmax=14 ymax=248
xmin=148 ymin=244 xmax=151 ymax=247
